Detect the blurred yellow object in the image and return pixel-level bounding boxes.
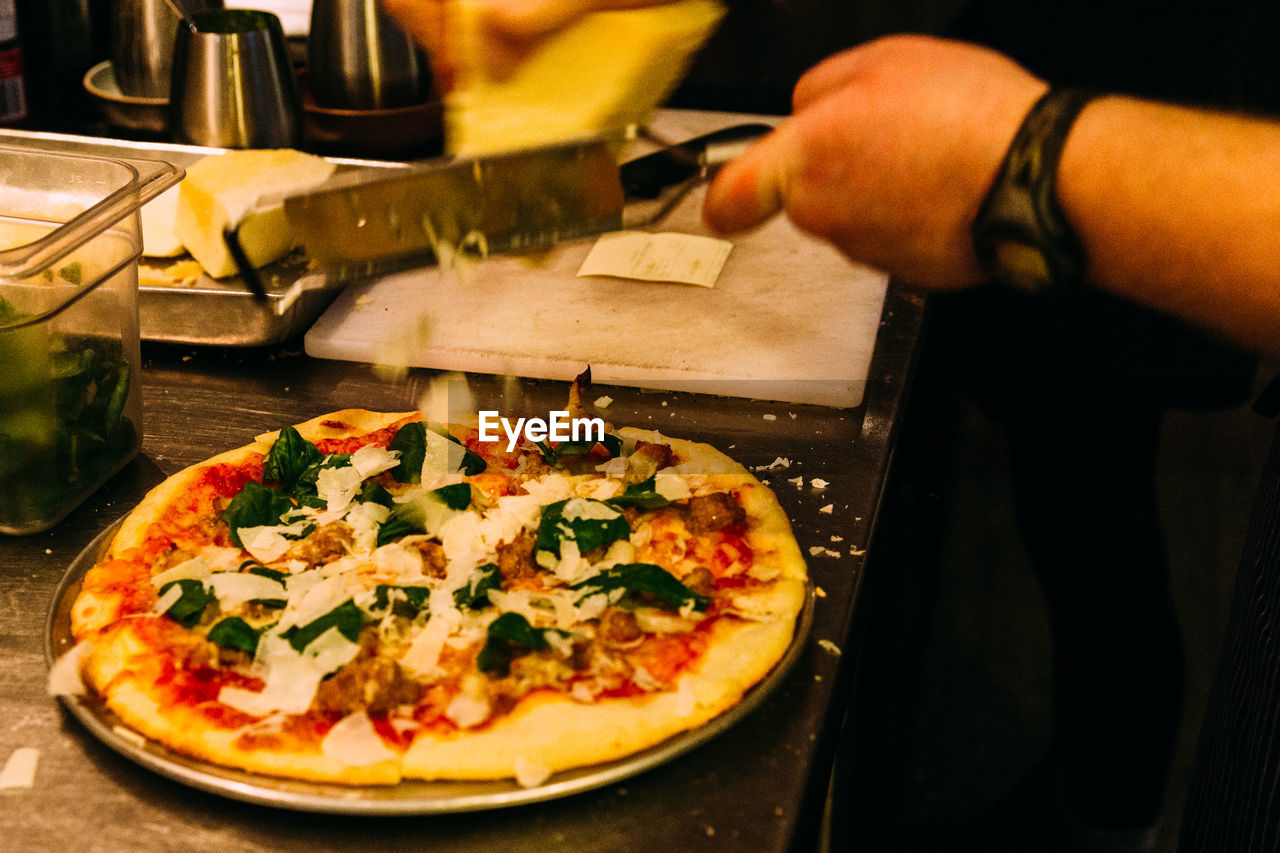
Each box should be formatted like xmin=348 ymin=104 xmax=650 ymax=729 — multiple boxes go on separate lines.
xmin=445 ymin=0 xmax=725 ymax=156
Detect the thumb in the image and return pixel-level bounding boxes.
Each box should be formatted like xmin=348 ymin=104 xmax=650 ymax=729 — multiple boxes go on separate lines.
xmin=702 ymin=127 xmax=789 ymax=235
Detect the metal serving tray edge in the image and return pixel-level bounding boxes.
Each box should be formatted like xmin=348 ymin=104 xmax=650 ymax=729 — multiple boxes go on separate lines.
xmin=0 ymin=128 xmax=408 ymax=347
xmin=45 ymin=520 xmax=815 ymax=815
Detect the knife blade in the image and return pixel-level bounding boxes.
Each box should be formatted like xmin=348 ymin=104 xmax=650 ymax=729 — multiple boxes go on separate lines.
xmin=281 ymin=135 xmax=625 ymax=279
xmin=276 ymin=124 xmax=772 ymax=282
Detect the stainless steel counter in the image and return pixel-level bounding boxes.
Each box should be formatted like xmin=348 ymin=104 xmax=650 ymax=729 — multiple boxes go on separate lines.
xmin=0 ymin=283 xmax=924 ymax=852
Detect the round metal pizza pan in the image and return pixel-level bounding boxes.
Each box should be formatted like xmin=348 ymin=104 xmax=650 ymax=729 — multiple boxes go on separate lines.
xmin=45 ymin=520 xmax=816 ymax=815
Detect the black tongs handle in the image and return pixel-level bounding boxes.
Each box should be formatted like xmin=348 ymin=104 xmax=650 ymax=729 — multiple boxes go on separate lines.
xmin=621 ymin=123 xmax=774 ymax=200
xmin=223 ymin=227 xmax=269 ymax=303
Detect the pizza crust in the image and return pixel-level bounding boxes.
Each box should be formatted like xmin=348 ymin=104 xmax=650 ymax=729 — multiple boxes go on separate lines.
xmin=402 ymin=593 xmax=804 ymax=779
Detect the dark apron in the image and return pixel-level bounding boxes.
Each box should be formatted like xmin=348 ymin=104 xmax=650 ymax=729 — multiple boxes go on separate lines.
xmin=1180 ymin=382 xmax=1280 ymax=852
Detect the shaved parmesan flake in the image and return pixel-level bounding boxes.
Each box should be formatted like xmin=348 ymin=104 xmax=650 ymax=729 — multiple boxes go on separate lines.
xmin=546 ymin=539 xmax=591 ymax=584
xmin=219 ymin=629 xmax=359 ymax=717
xmin=422 ymin=428 xmax=467 ymax=486
xmin=810 ymin=478 xmax=830 ymax=489
xmin=418 ymin=373 xmax=473 ymax=426
xmin=0 ymin=748 xmax=38 ymax=790
xmin=758 ymin=457 xmax=791 ymax=471
xmin=575 ymin=476 xmax=623 ymax=501
xmin=398 ymin=614 xmax=453 ymax=678
xmin=561 ymin=497 xmax=623 ymax=523
xmin=351 ymin=444 xmax=400 ymax=478
xmin=445 ymin=691 xmax=492 ymax=729
xmin=514 ymin=756 xmax=552 ymax=789
xmin=372 ymin=542 xmax=426 ymax=582
xmin=316 ymin=465 xmax=364 ymax=512
xmin=151 ymin=582 xmax=184 ymax=615
xmin=347 ymin=501 xmax=391 ymax=554
xmin=150 ymin=556 xmax=212 ymax=589
xmin=519 ymin=473 xmax=574 ymax=504
xmin=197 ymin=546 xmax=245 ymax=572
xmin=818 ymin=504 xmax=834 ymax=514
xmin=788 ymin=477 xmax=804 ymax=488
xmin=595 ymin=457 xmax=628 ymax=478
xmin=594 ymin=395 xmax=613 ymax=408
xmin=321 ymin=712 xmax=396 ymax=766
xmin=763 ymin=414 xmax=777 ymax=422
xmin=240 ymin=521 xmax=309 ymax=564
xmin=653 ymin=472 xmax=692 ymax=502
xmin=46 ymin=641 xmax=94 ymax=696
xmin=302 ymin=626 xmax=363 ymax=672
xmin=818 ymin=639 xmax=842 ymax=657
xmin=207 ymin=572 xmax=285 ymax=610
xmin=279 ymin=573 xmax=352 ymax=633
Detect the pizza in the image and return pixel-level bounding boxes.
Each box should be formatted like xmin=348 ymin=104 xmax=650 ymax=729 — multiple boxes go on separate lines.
xmin=51 ymin=387 xmax=808 ymax=786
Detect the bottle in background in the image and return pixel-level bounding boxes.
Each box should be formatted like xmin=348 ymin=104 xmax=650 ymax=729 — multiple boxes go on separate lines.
xmin=0 ymin=0 xmax=29 ymax=125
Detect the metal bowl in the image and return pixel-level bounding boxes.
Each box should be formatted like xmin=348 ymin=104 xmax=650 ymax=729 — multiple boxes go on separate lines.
xmin=82 ymin=60 xmax=169 ymax=135
xmin=299 ymin=70 xmax=442 ymax=160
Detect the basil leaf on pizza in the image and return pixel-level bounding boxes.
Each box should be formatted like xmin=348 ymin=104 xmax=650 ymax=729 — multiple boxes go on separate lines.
xmin=476 ymin=612 xmax=554 ymax=674
xmin=572 ymin=563 xmax=711 ymax=611
xmin=157 ymin=578 xmax=214 ymax=627
xmin=535 ymin=497 xmax=630 ymax=557
xmin=605 ymin=477 xmax=672 ymax=510
xmin=207 ymin=616 xmax=264 ymax=655
xmin=263 ymin=426 xmax=322 ymax=492
xmin=221 ymin=482 xmax=296 ymax=546
xmin=282 ymin=599 xmax=365 ymax=652
xmin=454 ymin=562 xmax=501 ymax=609
xmin=56 ymin=408 xmax=808 ymax=788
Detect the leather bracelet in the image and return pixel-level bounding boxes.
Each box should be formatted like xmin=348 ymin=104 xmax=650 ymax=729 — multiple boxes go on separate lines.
xmin=971 ymin=87 xmax=1096 ymax=294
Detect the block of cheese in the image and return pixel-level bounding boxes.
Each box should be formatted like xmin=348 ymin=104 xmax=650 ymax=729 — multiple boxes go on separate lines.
xmin=445 ymin=0 xmax=725 ymax=156
xmin=141 ymin=184 xmax=184 ymax=258
xmin=174 ymin=150 xmax=337 ymax=278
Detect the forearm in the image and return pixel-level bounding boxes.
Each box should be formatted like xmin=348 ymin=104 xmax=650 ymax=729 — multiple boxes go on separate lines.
xmin=1058 ymin=97 xmax=1280 ymax=355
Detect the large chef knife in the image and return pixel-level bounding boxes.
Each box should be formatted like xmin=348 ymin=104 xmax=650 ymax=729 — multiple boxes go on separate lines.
xmin=279 ymin=135 xmax=624 ymax=280
xmin=272 ymin=124 xmax=771 ymax=282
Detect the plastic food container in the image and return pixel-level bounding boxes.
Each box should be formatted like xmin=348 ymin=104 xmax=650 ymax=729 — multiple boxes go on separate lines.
xmin=0 ymin=145 xmax=181 ymax=534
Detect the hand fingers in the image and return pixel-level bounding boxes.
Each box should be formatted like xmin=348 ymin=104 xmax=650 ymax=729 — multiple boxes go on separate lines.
xmin=380 ymin=0 xmax=454 ymax=90
xmin=791 ymin=48 xmax=868 ymax=111
xmin=702 ymin=125 xmax=789 ymax=235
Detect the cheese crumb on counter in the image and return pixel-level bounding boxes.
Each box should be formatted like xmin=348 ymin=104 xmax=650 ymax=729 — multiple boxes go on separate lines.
xmin=0 ymin=748 xmax=38 ymax=790
xmin=817 ymin=639 xmax=842 ymax=657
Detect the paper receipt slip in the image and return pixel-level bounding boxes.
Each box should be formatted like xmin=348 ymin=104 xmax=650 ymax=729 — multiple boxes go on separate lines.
xmin=577 ymin=231 xmax=732 ymax=287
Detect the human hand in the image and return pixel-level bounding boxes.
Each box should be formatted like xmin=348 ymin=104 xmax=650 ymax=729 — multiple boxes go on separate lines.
xmin=381 ymin=0 xmax=673 ymax=91
xmin=703 ymin=35 xmax=1049 ymax=288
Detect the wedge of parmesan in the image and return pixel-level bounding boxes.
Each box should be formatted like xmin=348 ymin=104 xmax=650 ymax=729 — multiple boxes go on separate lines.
xmin=445 ymin=0 xmax=725 ymax=155
xmin=140 ymin=184 xmax=184 ymax=258
xmin=174 ymin=149 xmax=336 ymax=278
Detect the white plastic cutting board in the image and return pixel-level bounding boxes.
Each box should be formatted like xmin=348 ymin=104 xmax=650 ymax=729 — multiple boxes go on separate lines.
xmin=304 ymin=111 xmax=889 ymax=408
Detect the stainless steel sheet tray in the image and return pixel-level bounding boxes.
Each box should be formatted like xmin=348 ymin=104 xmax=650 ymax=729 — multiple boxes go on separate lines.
xmin=0 ymin=128 xmax=406 ymax=346
xmin=46 ymin=521 xmax=814 ymax=815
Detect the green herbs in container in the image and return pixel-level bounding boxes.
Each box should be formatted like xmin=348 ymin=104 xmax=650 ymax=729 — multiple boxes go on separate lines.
xmin=0 ymin=145 xmax=182 ymax=534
